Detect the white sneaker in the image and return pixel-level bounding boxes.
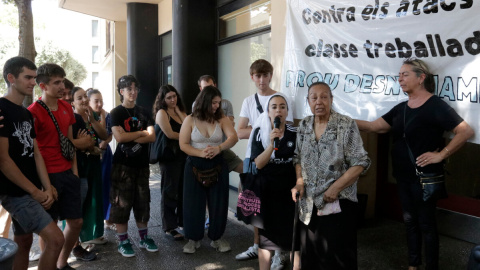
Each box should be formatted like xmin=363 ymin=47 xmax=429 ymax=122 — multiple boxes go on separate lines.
xmin=29 ymin=251 xmax=40 ymax=262
xmin=235 ymin=245 xmax=258 ymax=260
xmin=183 ymin=240 xmax=201 ymax=254
xmin=210 ymin=238 xmax=231 ymax=252
xmin=271 ymin=252 xmax=287 ymax=270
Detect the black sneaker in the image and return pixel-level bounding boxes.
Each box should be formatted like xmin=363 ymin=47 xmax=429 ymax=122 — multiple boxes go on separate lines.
xmin=57 ymin=263 xmax=75 ymax=270
xmin=72 ymin=245 xmax=97 ymax=261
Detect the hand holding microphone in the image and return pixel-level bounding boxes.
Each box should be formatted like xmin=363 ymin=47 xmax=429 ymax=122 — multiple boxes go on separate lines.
xmin=273 ymin=116 xmax=281 ymax=151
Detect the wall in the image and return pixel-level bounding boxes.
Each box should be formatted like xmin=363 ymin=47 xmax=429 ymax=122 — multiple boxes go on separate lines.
xmin=158 ymin=0 xmax=173 ymax=35
xmin=113 ymin=21 xmax=128 ymax=108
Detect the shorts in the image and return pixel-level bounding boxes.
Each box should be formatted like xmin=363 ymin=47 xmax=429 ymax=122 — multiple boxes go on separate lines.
xmin=109 ymin=164 xmax=151 ymax=224
xmin=0 ymin=195 xmax=53 ymax=235
xmin=222 ymin=149 xmax=242 ymax=172
xmin=48 ymin=170 xmax=82 ymax=221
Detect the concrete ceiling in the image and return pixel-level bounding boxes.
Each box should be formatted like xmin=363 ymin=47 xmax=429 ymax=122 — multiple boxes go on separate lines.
xmin=58 ymin=0 xmax=164 ymax=21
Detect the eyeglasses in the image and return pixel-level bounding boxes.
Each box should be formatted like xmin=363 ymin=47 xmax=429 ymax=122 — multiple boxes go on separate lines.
xmin=124 ymin=87 xmax=140 ymax=93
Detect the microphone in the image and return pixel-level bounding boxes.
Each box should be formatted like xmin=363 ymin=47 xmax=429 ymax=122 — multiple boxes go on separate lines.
xmin=273 ymin=116 xmax=281 ymax=151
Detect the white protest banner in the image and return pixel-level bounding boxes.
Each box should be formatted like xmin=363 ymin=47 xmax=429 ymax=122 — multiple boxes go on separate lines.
xmin=282 ymin=0 xmax=479 ymax=143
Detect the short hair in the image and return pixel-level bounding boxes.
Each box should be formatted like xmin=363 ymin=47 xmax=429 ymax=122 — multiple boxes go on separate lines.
xmin=64 ymin=78 xmax=74 ymax=90
xmin=36 ymin=63 xmax=66 ymax=85
xmin=197 ymin=75 xmax=216 ymax=87
xmin=192 ymin=86 xmax=223 ymax=123
xmin=249 ymin=59 xmax=273 ymax=75
xmin=403 ymin=58 xmax=434 ymax=93
xmin=307 ymin=82 xmax=333 ymax=97
xmin=2 ymin=56 xmax=37 ymax=87
xmin=153 ymin=84 xmax=186 ymax=117
xmin=116 ymin=75 xmax=139 ymax=102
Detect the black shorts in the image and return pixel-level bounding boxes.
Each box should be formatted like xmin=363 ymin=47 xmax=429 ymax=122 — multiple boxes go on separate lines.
xmin=47 ymin=170 xmax=82 ymax=221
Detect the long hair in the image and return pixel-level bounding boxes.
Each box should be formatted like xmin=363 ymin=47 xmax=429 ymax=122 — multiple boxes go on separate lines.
xmin=403 ymin=58 xmax=435 ymax=93
xmin=152 ymin=84 xmax=186 ymax=117
xmin=192 ymin=86 xmax=223 ymax=123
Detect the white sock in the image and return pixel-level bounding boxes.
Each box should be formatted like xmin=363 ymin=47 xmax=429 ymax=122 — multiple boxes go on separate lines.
xmin=253 ymin=243 xmax=259 ymax=249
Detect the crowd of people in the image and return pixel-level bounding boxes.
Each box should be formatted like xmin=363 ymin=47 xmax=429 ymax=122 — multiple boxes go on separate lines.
xmin=0 ymin=56 xmax=474 ymax=270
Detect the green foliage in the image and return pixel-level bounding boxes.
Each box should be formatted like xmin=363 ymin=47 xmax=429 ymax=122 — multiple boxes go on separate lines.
xmin=36 ymin=42 xmax=87 ymax=86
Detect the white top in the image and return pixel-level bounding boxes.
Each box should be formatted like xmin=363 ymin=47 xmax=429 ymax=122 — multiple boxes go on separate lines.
xmin=239 ymin=91 xmax=294 ymax=158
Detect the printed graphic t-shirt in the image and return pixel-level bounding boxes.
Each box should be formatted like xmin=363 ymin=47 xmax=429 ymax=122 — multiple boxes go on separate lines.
xmin=28 ymin=99 xmax=76 ymax=174
xmin=110 ymin=105 xmax=154 ymax=168
xmin=0 ymin=98 xmax=41 ymax=196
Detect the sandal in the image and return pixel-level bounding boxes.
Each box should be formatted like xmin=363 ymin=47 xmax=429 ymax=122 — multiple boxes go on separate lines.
xmin=166 ymin=229 xmax=184 ymax=241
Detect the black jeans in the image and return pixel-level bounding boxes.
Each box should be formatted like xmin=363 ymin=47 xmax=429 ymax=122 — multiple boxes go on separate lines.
xmin=397 ymin=179 xmax=439 ymax=270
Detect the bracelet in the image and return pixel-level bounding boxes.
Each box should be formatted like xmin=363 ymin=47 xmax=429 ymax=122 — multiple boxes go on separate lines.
xmin=218 ymin=145 xmax=222 ymax=152
xmin=444 ymin=147 xmax=450 ymax=154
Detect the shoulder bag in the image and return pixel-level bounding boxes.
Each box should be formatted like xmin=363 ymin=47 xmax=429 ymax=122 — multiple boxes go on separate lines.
xmin=403 ymin=103 xmax=447 ymax=202
xmin=236 ymin=161 xmax=266 ymax=229
xmin=36 ymin=100 xmax=75 ymax=160
xmin=149 ymin=123 xmax=175 ymax=164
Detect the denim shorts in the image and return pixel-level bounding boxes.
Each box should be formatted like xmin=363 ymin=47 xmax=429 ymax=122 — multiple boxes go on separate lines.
xmin=47 ymin=170 xmax=82 ymax=221
xmin=0 ymin=195 xmax=53 ymax=235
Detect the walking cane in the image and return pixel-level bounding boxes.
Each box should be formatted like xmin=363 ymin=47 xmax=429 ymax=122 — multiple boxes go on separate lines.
xmin=290 ymin=192 xmax=300 ymax=270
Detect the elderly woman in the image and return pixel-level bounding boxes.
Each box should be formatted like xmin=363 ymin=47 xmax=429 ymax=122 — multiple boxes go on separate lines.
xmin=248 ymin=94 xmax=300 ymax=270
xmin=179 ymin=86 xmax=238 ymax=254
xmin=356 ymin=58 xmax=474 ymax=270
xmin=291 ymin=82 xmax=370 ymax=269
xmin=153 ymin=85 xmax=187 ymax=240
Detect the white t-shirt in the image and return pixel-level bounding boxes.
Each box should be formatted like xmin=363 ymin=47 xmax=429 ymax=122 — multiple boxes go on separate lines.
xmin=239 ymin=91 xmax=294 ymax=158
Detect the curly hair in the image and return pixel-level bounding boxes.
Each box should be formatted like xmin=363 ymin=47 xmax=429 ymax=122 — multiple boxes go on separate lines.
xmin=152 ymin=84 xmax=186 ymax=117
xmin=192 ymin=86 xmax=223 ymax=123
xmin=116 ymin=75 xmax=139 ymax=102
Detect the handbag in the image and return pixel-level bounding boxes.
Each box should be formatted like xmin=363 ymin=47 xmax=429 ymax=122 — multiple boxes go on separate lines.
xmin=192 ymin=164 xmax=222 ymax=187
xmin=236 ymin=163 xmax=266 ymax=229
xmin=120 ymin=142 xmax=142 ymax=158
xmin=403 ymin=103 xmax=447 ymax=202
xmin=149 ymin=124 xmax=175 ymax=164
xmin=36 ymin=100 xmax=75 ymax=160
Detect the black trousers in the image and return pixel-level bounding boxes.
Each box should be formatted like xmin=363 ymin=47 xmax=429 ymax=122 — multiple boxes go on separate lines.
xmin=183 ymin=156 xmax=229 ymax=241
xmin=397 ymin=179 xmax=439 ymax=270
xmin=159 ymin=153 xmax=186 ymax=232
xmin=300 ymin=199 xmax=358 ymax=270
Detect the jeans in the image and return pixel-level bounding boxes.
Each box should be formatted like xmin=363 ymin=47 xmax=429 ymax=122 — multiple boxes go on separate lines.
xmin=397 ymin=179 xmax=439 ymax=270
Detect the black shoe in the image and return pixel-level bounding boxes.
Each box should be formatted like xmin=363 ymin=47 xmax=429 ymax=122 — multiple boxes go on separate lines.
xmin=57 ymin=263 xmax=75 ymax=270
xmin=72 ymin=245 xmax=97 ymax=261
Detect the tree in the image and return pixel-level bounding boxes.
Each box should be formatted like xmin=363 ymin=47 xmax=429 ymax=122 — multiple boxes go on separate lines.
xmin=2 ymin=0 xmax=36 ymax=106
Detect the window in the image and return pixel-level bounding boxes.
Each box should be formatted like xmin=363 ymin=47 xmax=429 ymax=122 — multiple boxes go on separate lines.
xmin=219 ymin=0 xmax=271 ymax=39
xmin=92 ymin=72 xmax=99 ymax=88
xmin=92 ymin=20 xmax=99 ymax=38
xmin=92 ymin=46 xmax=99 ymax=63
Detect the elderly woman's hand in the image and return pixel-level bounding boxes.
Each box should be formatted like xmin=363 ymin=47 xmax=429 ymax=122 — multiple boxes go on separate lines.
xmin=291 ymin=182 xmax=304 ymax=202
xmin=323 ymin=185 xmax=341 ymax=203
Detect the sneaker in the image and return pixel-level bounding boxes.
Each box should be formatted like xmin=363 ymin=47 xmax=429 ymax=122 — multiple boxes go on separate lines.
xmin=29 ymin=251 xmax=41 ymax=262
xmin=139 ymin=235 xmax=158 ymax=252
xmin=118 ymin=239 xmax=135 ymax=257
xmin=210 ymin=238 xmax=231 ymax=252
xmin=84 ymin=236 xmax=108 ymax=245
xmin=183 ymin=240 xmax=201 ymax=254
xmin=235 ymin=245 xmax=258 ymax=260
xmin=271 ymin=252 xmax=287 ymax=270
xmin=72 ymin=245 xmax=97 ymax=261
xmin=57 ymin=263 xmax=75 ymax=270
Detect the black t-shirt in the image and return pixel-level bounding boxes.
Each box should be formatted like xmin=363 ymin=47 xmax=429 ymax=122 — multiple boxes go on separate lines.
xmin=110 ymin=105 xmax=154 ymax=168
xmin=0 ymin=98 xmax=42 ymax=196
xmin=382 ymin=95 xmax=463 ymax=179
xmin=250 ymin=125 xmax=297 ymax=162
xmin=72 ymin=113 xmax=101 ymax=178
